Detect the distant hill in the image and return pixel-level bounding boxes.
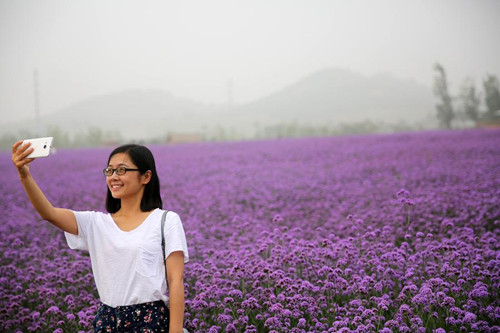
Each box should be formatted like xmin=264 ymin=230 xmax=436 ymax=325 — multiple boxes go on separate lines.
xmin=221 ymin=68 xmax=434 ymax=129
xmin=42 ymin=89 xmax=217 ymax=139
xmin=1 ymin=68 xmax=435 ymax=141
xmin=1 ymin=89 xmax=217 ymax=141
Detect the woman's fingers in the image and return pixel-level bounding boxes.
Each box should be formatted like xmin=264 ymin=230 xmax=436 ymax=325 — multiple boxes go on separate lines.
xmin=20 ymin=146 xmax=34 ymax=159
xmin=12 ymin=140 xmax=25 ymax=155
xmin=12 ymin=141 xmax=34 ymax=167
xmin=19 ymin=156 xmax=35 ymax=166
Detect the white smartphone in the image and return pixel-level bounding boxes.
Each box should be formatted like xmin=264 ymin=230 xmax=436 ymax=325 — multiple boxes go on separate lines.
xmin=21 ymin=137 xmax=54 ymax=158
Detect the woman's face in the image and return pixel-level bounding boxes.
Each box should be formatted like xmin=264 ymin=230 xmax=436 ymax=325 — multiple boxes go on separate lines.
xmin=106 ymin=152 xmax=150 ymax=200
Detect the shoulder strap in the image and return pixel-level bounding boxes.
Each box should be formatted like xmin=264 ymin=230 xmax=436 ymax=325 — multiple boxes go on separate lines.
xmin=161 ymin=210 xmax=169 ymax=286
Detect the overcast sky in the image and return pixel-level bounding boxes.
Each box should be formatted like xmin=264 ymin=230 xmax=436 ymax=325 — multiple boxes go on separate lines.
xmin=1 ymin=0 xmax=499 ymax=123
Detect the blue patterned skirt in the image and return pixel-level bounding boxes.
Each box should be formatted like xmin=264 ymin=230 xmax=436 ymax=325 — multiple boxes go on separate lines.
xmin=92 ymin=300 xmax=169 ymax=332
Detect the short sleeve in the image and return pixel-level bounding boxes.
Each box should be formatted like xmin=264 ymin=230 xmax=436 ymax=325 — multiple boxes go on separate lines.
xmin=163 ymin=211 xmax=189 ymax=263
xmin=64 ymin=211 xmax=96 ymax=251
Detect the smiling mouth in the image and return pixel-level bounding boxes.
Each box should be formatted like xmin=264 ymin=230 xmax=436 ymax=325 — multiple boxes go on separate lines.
xmin=110 ymin=184 xmax=123 ymax=191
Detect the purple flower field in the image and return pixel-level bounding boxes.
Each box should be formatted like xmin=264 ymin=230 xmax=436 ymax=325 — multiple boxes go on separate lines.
xmin=1 ymin=129 xmax=499 ymax=333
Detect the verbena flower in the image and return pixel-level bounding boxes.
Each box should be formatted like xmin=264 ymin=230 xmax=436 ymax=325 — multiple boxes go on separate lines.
xmin=1 ymin=130 xmax=499 ymax=332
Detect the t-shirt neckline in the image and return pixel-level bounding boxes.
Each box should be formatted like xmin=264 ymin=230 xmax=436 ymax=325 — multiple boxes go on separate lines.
xmin=109 ymin=208 xmax=159 ymax=234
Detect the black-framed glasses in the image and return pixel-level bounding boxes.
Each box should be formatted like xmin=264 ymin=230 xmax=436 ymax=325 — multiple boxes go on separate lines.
xmin=103 ymin=167 xmax=140 ymax=176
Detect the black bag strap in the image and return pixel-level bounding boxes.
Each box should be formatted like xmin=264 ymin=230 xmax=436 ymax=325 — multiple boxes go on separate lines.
xmin=161 ymin=210 xmax=169 ymax=287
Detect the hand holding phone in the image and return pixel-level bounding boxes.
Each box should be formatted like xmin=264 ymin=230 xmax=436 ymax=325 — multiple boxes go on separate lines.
xmin=21 ymin=137 xmax=53 ymax=158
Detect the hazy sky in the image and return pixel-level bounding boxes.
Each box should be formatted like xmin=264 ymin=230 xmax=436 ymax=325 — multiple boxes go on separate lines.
xmin=1 ymin=0 xmax=499 ymax=123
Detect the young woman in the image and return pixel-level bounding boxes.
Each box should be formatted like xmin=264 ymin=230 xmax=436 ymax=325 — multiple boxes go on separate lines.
xmin=12 ymin=141 xmax=189 ymax=333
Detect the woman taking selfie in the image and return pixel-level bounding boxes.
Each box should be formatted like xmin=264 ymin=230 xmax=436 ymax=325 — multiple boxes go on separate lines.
xmin=12 ymin=141 xmax=189 ymax=333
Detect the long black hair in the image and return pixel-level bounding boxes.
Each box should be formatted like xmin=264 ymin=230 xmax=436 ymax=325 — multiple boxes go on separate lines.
xmin=105 ymin=144 xmax=162 ymax=213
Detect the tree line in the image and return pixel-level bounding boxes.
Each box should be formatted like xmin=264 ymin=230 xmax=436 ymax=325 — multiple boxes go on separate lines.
xmin=0 ymin=126 xmax=123 ymax=150
xmin=433 ymin=63 xmax=500 ymax=129
xmin=0 ymin=119 xmax=429 ymax=150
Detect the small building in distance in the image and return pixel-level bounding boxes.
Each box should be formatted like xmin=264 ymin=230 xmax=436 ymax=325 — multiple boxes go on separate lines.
xmin=476 ymin=110 xmax=500 ymax=129
xmin=167 ymin=132 xmax=203 ymax=144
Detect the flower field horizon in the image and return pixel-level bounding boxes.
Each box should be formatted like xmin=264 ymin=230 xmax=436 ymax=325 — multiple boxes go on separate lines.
xmin=1 ymin=129 xmax=499 ymax=332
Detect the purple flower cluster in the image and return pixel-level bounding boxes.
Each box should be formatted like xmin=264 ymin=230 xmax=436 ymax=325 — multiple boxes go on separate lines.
xmin=1 ymin=129 xmax=499 ymax=332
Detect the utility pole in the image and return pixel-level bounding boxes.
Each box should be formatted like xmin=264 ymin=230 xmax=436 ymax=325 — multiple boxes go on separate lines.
xmin=227 ymin=78 xmax=233 ymax=111
xmin=34 ymin=69 xmax=41 ymax=134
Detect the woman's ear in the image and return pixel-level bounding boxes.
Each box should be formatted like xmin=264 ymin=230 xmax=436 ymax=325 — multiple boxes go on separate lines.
xmin=142 ymin=170 xmax=152 ymax=184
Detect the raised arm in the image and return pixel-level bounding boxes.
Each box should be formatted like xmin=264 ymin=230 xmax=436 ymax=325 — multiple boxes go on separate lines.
xmin=12 ymin=140 xmax=78 ymax=235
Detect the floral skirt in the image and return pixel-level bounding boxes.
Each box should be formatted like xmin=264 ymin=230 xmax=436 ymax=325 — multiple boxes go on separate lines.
xmin=92 ymin=300 xmax=169 ymax=333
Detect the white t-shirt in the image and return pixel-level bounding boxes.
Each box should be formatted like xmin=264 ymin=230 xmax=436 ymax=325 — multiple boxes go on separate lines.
xmin=64 ymin=208 xmax=189 ymax=307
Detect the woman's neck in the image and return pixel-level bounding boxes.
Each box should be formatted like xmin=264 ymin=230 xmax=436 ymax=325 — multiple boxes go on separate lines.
xmin=116 ymin=195 xmax=144 ymax=216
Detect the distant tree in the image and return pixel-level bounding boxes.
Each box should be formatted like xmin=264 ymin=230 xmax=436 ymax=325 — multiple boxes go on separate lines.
xmin=103 ymin=128 xmax=123 ymax=145
xmin=433 ymin=63 xmax=455 ymax=129
xmin=47 ymin=125 xmax=71 ymax=147
xmin=483 ymin=74 xmax=500 ymax=119
xmin=459 ymin=78 xmax=481 ymax=123
xmin=0 ymin=133 xmax=17 ymax=150
xmin=88 ymin=127 xmax=103 ymax=146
